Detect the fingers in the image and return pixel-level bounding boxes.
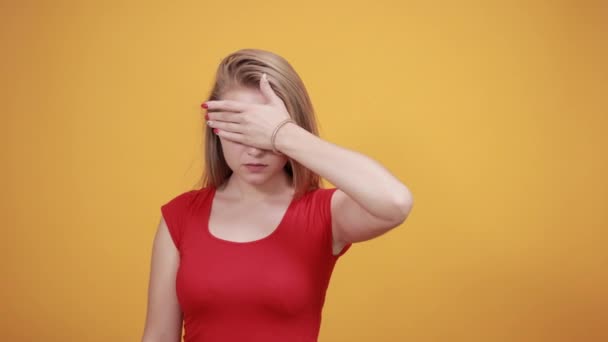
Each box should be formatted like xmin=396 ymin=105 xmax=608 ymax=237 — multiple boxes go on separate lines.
xmin=206 ymin=119 xmax=242 ymax=134
xmin=206 ymin=111 xmax=242 ymax=123
xmin=203 ymin=100 xmax=247 ymax=113
xmin=214 ymin=128 xmax=245 ymax=144
xmin=259 ymin=73 xmax=278 ymax=105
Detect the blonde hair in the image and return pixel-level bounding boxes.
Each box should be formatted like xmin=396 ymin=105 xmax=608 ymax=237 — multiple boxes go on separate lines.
xmin=194 ymin=48 xmax=324 ymax=200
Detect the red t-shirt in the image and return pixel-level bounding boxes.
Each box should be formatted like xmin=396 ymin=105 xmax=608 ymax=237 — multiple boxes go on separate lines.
xmin=160 ymin=186 xmax=352 ymax=342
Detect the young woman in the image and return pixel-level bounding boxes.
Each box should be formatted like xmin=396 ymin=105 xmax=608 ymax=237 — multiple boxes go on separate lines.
xmin=142 ymin=48 xmax=414 ymax=342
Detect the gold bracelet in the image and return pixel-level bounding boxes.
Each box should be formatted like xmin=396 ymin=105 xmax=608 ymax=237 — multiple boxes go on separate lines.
xmin=271 ymin=118 xmax=295 ymax=155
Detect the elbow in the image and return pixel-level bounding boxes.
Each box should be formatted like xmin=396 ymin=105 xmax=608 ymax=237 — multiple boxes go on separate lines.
xmin=141 ymin=332 xmax=179 ymax=342
xmin=141 ymin=337 xmax=176 ymax=342
xmin=140 ymin=333 xmax=158 ymax=342
xmin=392 ymin=190 xmax=414 ymax=224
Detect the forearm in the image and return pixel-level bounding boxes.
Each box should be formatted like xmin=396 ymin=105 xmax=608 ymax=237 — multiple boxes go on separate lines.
xmin=275 ymin=123 xmax=413 ymax=221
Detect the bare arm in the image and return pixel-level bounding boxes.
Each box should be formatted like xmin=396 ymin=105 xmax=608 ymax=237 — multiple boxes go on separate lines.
xmin=203 ymin=92 xmax=413 ymax=248
xmin=141 ymin=216 xmax=183 ymax=342
xmin=275 ymin=123 xmax=414 ymax=246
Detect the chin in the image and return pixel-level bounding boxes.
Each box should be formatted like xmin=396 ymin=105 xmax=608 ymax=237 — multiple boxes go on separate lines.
xmin=240 ymin=169 xmax=279 ymax=182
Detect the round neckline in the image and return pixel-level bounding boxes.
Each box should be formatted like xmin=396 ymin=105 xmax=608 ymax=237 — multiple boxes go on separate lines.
xmin=204 ymin=186 xmax=296 ymax=245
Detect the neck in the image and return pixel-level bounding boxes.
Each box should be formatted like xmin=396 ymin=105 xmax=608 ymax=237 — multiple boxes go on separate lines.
xmin=220 ymin=172 xmax=293 ymax=203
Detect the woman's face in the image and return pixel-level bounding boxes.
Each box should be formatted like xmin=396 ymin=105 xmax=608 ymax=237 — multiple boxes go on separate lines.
xmin=217 ymin=87 xmax=289 ymax=185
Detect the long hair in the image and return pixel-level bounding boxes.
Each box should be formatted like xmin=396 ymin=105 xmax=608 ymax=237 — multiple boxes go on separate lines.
xmin=194 ymin=48 xmax=324 ymax=200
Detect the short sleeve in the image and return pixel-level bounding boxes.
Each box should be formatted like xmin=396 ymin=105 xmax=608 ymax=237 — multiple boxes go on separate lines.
xmin=311 ymin=187 xmax=352 ymax=259
xmin=160 ymin=190 xmax=196 ymax=250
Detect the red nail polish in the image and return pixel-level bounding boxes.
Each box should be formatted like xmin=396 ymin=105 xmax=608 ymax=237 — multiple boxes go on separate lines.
xmin=201 ymin=102 xmax=208 ymax=109
xmin=205 ymin=113 xmax=209 ymax=120
xmin=213 ymin=128 xmax=219 ymax=134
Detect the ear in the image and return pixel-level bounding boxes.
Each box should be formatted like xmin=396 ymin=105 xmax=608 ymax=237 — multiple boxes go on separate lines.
xmin=259 ymin=73 xmax=280 ymax=105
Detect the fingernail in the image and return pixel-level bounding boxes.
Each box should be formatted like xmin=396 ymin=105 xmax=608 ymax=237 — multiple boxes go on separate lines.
xmin=213 ymin=128 xmax=219 ymax=134
xmin=262 ymin=73 xmax=267 ymax=82
xmin=201 ymin=102 xmax=208 ymax=109
xmin=205 ymin=113 xmax=209 ymax=120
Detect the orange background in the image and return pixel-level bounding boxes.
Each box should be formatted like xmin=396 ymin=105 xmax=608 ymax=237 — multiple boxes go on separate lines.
xmin=2 ymin=1 xmax=607 ymax=341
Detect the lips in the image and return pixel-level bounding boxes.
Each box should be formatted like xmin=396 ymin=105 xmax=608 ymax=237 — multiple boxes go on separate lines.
xmin=245 ymin=163 xmax=267 ymax=166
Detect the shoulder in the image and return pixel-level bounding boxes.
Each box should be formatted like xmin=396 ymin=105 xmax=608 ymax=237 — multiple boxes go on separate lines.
xmin=161 ymin=187 xmax=213 ymax=214
xmin=160 ymin=187 xmax=214 ymax=249
xmin=299 ymin=186 xmax=337 ymax=201
xmin=162 ymin=189 xmax=196 ymax=210
xmin=295 ymin=186 xmax=337 ymax=222
xmin=164 ymin=186 xmax=214 ymax=203
xmin=306 ymin=187 xmax=338 ymax=207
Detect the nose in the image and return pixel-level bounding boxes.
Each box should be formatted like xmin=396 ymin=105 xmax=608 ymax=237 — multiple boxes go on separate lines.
xmin=246 ymin=145 xmax=265 ymax=156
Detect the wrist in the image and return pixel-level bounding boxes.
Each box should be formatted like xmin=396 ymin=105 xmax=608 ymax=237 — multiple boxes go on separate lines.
xmin=273 ymin=121 xmax=301 ymax=155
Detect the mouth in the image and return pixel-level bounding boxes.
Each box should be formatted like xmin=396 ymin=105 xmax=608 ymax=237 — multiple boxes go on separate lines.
xmin=245 ymin=163 xmax=267 ymax=166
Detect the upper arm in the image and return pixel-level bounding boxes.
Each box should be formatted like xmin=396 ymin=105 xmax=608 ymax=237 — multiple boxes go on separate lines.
xmin=141 ymin=216 xmax=183 ymax=342
xmin=331 ymin=189 xmax=409 ymax=245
